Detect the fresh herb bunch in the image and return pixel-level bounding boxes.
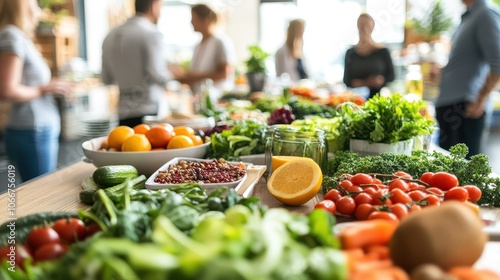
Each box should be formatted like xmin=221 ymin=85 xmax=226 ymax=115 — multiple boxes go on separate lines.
xmin=288 ymin=98 xmax=338 ymax=120
xmin=323 ymin=144 xmax=500 ymax=206
xmin=339 ymin=94 xmax=435 ymax=144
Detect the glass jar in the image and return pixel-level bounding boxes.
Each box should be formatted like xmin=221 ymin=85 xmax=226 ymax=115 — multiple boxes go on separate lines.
xmin=265 ymin=125 xmax=327 ymax=176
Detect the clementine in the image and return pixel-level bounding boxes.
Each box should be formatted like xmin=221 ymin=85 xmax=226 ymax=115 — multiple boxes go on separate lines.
xmin=173 ymin=126 xmax=195 ymax=136
xmin=167 ymin=135 xmax=194 ymax=149
xmin=121 ymin=134 xmax=152 ymax=152
xmin=157 ymin=123 xmax=174 ymax=132
xmin=145 ymin=126 xmax=175 ymax=148
xmin=107 ymin=126 xmax=134 ymax=151
xmin=189 ymin=135 xmax=204 ymax=146
xmin=133 ymin=124 xmax=150 ymax=134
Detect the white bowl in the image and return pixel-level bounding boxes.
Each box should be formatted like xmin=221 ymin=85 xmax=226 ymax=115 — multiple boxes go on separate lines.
xmin=82 ymin=137 xmax=210 ymax=176
xmin=239 ymin=154 xmax=266 ymax=165
xmin=145 ymin=157 xmax=249 ymax=191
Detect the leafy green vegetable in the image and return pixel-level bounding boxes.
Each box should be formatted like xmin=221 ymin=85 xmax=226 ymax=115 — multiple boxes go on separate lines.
xmin=209 ymin=120 xmax=267 ymax=159
xmin=324 ymin=144 xmax=500 ymax=206
xmin=287 ymin=98 xmax=338 ymax=120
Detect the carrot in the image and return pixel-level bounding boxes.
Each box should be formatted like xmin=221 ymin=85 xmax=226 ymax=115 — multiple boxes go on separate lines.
xmin=350 ymin=267 xmax=409 ymax=280
xmin=364 ymin=245 xmax=390 ymax=260
xmin=338 ymin=219 xmax=399 ymax=250
xmin=350 ymin=259 xmax=393 ymax=274
xmin=448 ymin=266 xmax=500 ymax=280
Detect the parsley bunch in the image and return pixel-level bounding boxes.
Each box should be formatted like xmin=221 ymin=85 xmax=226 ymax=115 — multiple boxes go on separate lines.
xmin=323 ymin=144 xmax=500 ymax=206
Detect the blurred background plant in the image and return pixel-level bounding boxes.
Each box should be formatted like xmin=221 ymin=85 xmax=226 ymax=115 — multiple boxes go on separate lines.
xmin=38 ymin=0 xmax=69 ymax=25
xmin=407 ymin=0 xmax=452 ymax=43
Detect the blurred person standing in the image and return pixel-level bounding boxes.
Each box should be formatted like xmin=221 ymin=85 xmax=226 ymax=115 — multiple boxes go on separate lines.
xmin=343 ymin=13 xmax=394 ymax=100
xmin=275 ymin=19 xmax=308 ymax=81
xmin=0 ymin=0 xmax=73 ymax=181
xmin=435 ymin=0 xmax=500 ymax=158
xmin=171 ymin=4 xmax=235 ymax=95
xmin=102 ymin=0 xmax=170 ymax=127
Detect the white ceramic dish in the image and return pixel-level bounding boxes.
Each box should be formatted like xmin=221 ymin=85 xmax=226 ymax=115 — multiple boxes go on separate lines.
xmin=146 ymin=157 xmax=249 ymax=191
xmin=82 ymin=137 xmax=210 ymax=176
xmin=239 ymin=154 xmax=266 ymax=166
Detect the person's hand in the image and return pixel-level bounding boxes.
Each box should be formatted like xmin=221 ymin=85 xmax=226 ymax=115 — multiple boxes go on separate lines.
xmin=41 ymin=79 xmax=74 ymax=96
xmin=465 ymin=99 xmax=486 ymax=119
xmin=168 ymin=64 xmax=185 ymax=79
xmin=366 ymin=75 xmax=384 ymax=88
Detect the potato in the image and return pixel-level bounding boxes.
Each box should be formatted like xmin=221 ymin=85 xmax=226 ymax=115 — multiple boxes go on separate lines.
xmin=389 ymin=201 xmax=487 ymax=272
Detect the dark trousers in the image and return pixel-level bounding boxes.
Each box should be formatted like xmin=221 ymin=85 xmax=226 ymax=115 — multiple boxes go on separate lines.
xmin=119 ymin=116 xmax=144 ymax=128
xmin=435 ymin=101 xmax=486 ymax=158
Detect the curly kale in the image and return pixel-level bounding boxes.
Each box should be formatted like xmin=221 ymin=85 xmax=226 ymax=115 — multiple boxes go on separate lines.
xmin=323 ymin=144 xmax=500 ymax=206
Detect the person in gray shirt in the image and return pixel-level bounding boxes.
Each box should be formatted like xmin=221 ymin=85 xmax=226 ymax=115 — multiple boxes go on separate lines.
xmin=102 ymin=0 xmax=170 ymax=127
xmin=0 ymin=0 xmax=73 ymax=181
xmin=435 ymin=0 xmax=500 ymax=158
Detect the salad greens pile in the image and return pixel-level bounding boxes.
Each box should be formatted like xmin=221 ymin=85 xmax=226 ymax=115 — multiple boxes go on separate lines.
xmin=291 ymin=116 xmax=345 ymax=153
xmin=323 ymin=144 xmax=500 ymax=207
xmin=209 ymin=120 xmax=267 ymax=159
xmin=4 ymin=183 xmax=347 ymax=280
xmin=339 ymin=94 xmax=435 ymax=144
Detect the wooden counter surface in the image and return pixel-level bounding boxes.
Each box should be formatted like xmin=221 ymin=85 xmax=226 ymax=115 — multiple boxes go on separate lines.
xmin=0 ymin=161 xmax=499 ymax=274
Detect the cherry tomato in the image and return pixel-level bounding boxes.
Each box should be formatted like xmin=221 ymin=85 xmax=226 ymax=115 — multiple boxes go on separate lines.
xmin=390 ymin=188 xmax=412 ymax=204
xmin=314 ymin=200 xmax=336 ymax=214
xmin=422 ymin=195 xmax=441 ymax=207
xmin=346 ymin=186 xmax=363 ymax=194
xmin=419 ymin=172 xmax=435 ymax=185
xmin=390 ymin=203 xmax=409 ymax=220
xmin=429 ymin=172 xmax=458 ymax=191
xmin=363 ymin=187 xmax=378 ymax=197
xmin=408 ymin=190 xmax=427 ymax=202
xmin=26 ymin=227 xmax=60 ymax=252
xmin=354 ymin=203 xmax=375 ymax=220
xmin=351 ymin=173 xmax=373 ymax=186
xmin=340 ymin=180 xmax=353 ymax=190
xmin=52 ymin=218 xmax=86 ymax=244
xmin=393 ymin=171 xmax=412 ymax=179
xmin=372 ymin=178 xmax=383 ymax=185
xmin=408 ymin=182 xmax=426 ymax=191
xmin=367 ymin=211 xmax=399 ymax=222
xmin=0 ymin=245 xmax=31 ymax=270
xmin=410 ymin=204 xmax=422 ymax=212
xmin=335 ymin=196 xmax=356 ymax=215
xmin=389 ymin=179 xmax=410 ymax=192
xmin=354 ymin=192 xmax=373 ymax=206
xmin=444 ymin=187 xmax=469 ymax=202
xmin=324 ymin=189 xmax=342 ymax=202
xmin=425 ymin=187 xmax=445 ymax=197
xmin=34 ymin=243 xmax=67 ymax=262
xmin=463 ymin=185 xmax=482 ymax=203
xmin=85 ymin=223 xmax=102 ymax=238
xmin=372 ymin=190 xmax=392 ymax=206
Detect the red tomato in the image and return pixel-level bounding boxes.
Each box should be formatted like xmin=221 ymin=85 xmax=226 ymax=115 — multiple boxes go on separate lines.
xmin=34 ymin=243 xmax=67 ymax=262
xmin=354 ymin=192 xmax=373 ymax=206
xmin=389 ymin=179 xmax=410 ymax=192
xmin=393 ymin=171 xmax=412 ymax=179
xmin=372 ymin=190 xmax=392 ymax=206
xmin=408 ymin=183 xmax=426 ymax=191
xmin=350 ymin=173 xmax=373 ymax=186
xmin=422 ymin=195 xmax=441 ymax=207
xmin=354 ymin=203 xmax=375 ymax=220
xmin=463 ymin=185 xmax=482 ymax=203
xmin=314 ymin=200 xmax=336 ymax=214
xmin=340 ymin=180 xmax=353 ymax=190
xmin=26 ymin=227 xmax=60 ymax=251
xmin=408 ymin=190 xmax=427 ymax=202
xmin=390 ymin=188 xmax=412 ymax=204
xmin=85 ymin=223 xmax=102 ymax=238
xmin=419 ymin=172 xmax=435 ymax=185
xmin=346 ymin=186 xmax=363 ymax=194
xmin=429 ymin=172 xmax=459 ymax=191
xmin=324 ymin=189 xmax=342 ymax=202
xmin=367 ymin=211 xmax=399 ymax=222
xmin=390 ymin=204 xmax=409 ymax=220
xmin=363 ymin=187 xmax=378 ymax=197
xmin=371 ymin=178 xmax=383 ymax=185
xmin=0 ymin=246 xmax=31 ymax=270
xmin=52 ymin=218 xmax=87 ymax=244
xmin=410 ymin=204 xmax=422 ymax=212
xmin=335 ymin=196 xmax=356 ymax=215
xmin=444 ymin=187 xmax=469 ymax=202
xmin=425 ymin=187 xmax=445 ymax=197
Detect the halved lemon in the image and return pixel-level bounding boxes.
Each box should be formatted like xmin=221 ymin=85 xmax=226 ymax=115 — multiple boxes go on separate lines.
xmin=271 ymin=156 xmax=305 ymax=172
xmin=267 ymin=157 xmax=323 ymax=206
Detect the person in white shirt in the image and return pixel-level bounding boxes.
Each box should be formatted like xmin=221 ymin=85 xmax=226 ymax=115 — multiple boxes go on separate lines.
xmin=275 ymin=19 xmax=308 ymax=82
xmin=102 ymin=0 xmax=170 ymax=127
xmin=172 ymin=4 xmax=235 ymax=95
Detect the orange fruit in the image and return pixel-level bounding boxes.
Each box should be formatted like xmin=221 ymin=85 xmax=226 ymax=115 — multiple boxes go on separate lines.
xmin=173 ymin=126 xmax=195 ymax=136
xmin=189 ymin=135 xmax=203 ymax=146
xmin=121 ymin=134 xmax=152 ymax=152
xmin=107 ymin=126 xmax=134 ymax=151
xmin=133 ymin=124 xmax=150 ymax=134
xmin=167 ymin=135 xmax=194 ymax=149
xmin=145 ymin=126 xmax=175 ymax=148
xmin=271 ymin=156 xmax=305 ymax=172
xmin=267 ymin=158 xmax=323 ymax=206
xmin=157 ymin=123 xmax=174 ymax=132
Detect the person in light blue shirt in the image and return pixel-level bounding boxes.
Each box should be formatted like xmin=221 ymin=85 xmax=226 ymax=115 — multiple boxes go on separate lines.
xmin=435 ymin=0 xmax=500 ymax=158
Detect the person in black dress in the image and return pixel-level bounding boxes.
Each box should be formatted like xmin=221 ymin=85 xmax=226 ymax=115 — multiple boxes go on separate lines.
xmin=343 ymin=13 xmax=395 ymax=100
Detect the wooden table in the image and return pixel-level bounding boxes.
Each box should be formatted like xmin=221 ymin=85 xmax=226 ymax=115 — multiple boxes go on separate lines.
xmin=1 ymin=161 xmax=500 ymax=274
